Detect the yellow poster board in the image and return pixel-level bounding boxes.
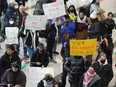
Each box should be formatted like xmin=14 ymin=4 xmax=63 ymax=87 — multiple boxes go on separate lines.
xmin=70 ymin=39 xmax=97 ymax=56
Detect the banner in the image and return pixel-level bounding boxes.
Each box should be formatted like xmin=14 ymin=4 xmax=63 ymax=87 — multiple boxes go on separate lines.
xmin=29 ymin=67 xmax=54 ymax=87
xmin=70 ymin=39 xmax=97 ymax=56
xmin=25 ymin=15 xmax=47 ymax=30
xmin=43 ymin=0 xmax=66 ymax=19
xmin=5 ymin=27 xmax=18 ymax=44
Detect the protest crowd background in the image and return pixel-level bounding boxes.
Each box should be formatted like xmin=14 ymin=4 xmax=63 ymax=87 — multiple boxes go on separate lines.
xmin=0 ymin=0 xmax=116 ymax=87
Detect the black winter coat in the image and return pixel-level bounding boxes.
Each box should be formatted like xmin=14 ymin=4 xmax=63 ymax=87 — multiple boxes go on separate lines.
xmin=30 ymin=50 xmax=49 ymax=67
xmin=79 ymin=73 xmax=101 ymax=87
xmin=64 ymin=56 xmax=91 ymax=83
xmin=92 ymin=61 xmax=113 ymax=86
xmin=47 ymin=23 xmax=57 ymax=40
xmin=0 ymin=51 xmax=21 ymax=80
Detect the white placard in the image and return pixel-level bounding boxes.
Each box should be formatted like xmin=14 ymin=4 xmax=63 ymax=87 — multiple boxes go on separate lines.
xmin=25 ymin=15 xmax=47 ymax=30
xmin=29 ymin=67 xmax=54 ymax=87
xmin=5 ymin=27 xmax=18 ymax=44
xmin=43 ymin=0 xmax=66 ymax=19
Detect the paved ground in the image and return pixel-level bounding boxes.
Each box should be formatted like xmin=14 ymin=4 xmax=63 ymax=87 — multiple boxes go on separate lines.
xmin=0 ymin=0 xmax=116 ymax=87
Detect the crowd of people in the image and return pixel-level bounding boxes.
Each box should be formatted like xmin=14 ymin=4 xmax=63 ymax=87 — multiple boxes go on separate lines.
xmin=0 ymin=0 xmax=116 ymax=87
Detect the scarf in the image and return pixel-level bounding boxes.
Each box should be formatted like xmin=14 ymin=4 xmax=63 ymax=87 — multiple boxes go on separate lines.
xmin=68 ymin=14 xmax=77 ymax=21
xmin=83 ymin=69 xmax=96 ymax=87
xmin=77 ymin=16 xmax=87 ymax=23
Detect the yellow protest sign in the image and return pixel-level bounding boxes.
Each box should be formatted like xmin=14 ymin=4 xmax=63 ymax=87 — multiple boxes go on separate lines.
xmin=70 ymin=39 xmax=97 ymax=56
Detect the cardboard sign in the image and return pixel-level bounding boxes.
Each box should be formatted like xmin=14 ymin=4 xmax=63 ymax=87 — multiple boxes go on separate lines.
xmin=70 ymin=39 xmax=97 ymax=56
xmin=43 ymin=0 xmax=66 ymax=19
xmin=29 ymin=67 xmax=54 ymax=87
xmin=25 ymin=15 xmax=47 ymax=30
xmin=5 ymin=27 xmax=18 ymax=44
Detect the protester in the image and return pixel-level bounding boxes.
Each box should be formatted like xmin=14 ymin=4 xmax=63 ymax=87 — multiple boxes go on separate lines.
xmin=90 ymin=0 xmax=105 ymax=21
xmin=0 ymin=45 xmax=21 ymax=82
xmin=100 ymin=34 xmax=114 ymax=65
xmin=102 ymin=12 xmax=115 ymax=37
xmin=88 ymin=11 xmax=101 ymax=42
xmin=46 ymin=19 xmax=58 ymax=63
xmin=30 ymin=43 xmax=49 ymax=67
xmin=75 ymin=7 xmax=89 ymax=40
xmin=1 ymin=17 xmax=19 ymax=50
xmin=92 ymin=52 xmax=113 ymax=87
xmin=25 ymin=30 xmax=34 ymax=58
xmin=64 ymin=5 xmax=77 ymax=21
xmin=37 ymin=73 xmax=56 ymax=87
xmin=1 ymin=61 xmax=26 ymax=87
xmin=3 ymin=1 xmax=17 ymax=27
xmin=64 ymin=55 xmax=91 ymax=87
xmin=13 ymin=5 xmax=29 ymax=58
xmin=79 ymin=66 xmax=101 ymax=87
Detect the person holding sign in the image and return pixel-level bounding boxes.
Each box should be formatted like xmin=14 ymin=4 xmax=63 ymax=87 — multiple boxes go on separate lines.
xmin=64 ymin=55 xmax=91 ymax=87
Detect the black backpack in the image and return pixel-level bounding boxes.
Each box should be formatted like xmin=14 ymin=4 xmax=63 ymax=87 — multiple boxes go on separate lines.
xmin=84 ymin=4 xmax=91 ymax=17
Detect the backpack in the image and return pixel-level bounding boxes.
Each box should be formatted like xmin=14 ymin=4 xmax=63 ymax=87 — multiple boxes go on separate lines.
xmin=84 ymin=4 xmax=91 ymax=17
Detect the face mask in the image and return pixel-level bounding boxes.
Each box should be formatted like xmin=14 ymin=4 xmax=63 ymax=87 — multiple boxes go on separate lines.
xmin=101 ymin=60 xmax=106 ymax=64
xmin=9 ymin=21 xmax=14 ymax=24
xmin=69 ymin=9 xmax=74 ymax=13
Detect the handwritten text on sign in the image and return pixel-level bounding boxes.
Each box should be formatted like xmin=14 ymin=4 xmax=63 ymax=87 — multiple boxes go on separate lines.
xmin=25 ymin=15 xmax=47 ymax=30
xmin=70 ymin=39 xmax=97 ymax=56
xmin=5 ymin=27 xmax=18 ymax=44
xmin=43 ymin=0 xmax=66 ymax=19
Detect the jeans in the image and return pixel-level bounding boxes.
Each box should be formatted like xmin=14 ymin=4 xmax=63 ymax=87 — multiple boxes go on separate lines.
xmin=27 ymin=46 xmax=34 ymax=58
xmin=16 ymin=37 xmax=27 ymax=54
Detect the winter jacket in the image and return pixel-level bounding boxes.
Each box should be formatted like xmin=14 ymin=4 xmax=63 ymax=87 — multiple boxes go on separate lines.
xmin=30 ymin=50 xmax=49 ymax=67
xmin=102 ymin=18 xmax=115 ymax=35
xmin=92 ymin=60 xmax=113 ymax=86
xmin=37 ymin=78 xmax=56 ymax=87
xmin=64 ymin=56 xmax=91 ymax=83
xmin=0 ymin=0 xmax=8 ymax=16
xmin=60 ymin=21 xmax=75 ymax=36
xmin=47 ymin=23 xmax=57 ymax=40
xmin=79 ymin=73 xmax=101 ymax=87
xmin=88 ymin=19 xmax=101 ymax=41
xmin=0 ymin=51 xmax=21 ymax=73
xmin=1 ymin=68 xmax=26 ymax=87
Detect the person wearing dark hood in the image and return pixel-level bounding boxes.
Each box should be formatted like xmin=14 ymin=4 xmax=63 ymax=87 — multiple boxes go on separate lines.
xmin=37 ymin=73 xmax=56 ymax=87
xmin=92 ymin=52 xmax=113 ymax=87
xmin=0 ymin=45 xmax=21 ymax=82
xmin=88 ymin=11 xmax=101 ymax=42
xmin=79 ymin=66 xmax=101 ymax=87
xmin=64 ymin=55 xmax=91 ymax=87
xmin=30 ymin=43 xmax=49 ymax=67
xmin=1 ymin=61 xmax=26 ymax=87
